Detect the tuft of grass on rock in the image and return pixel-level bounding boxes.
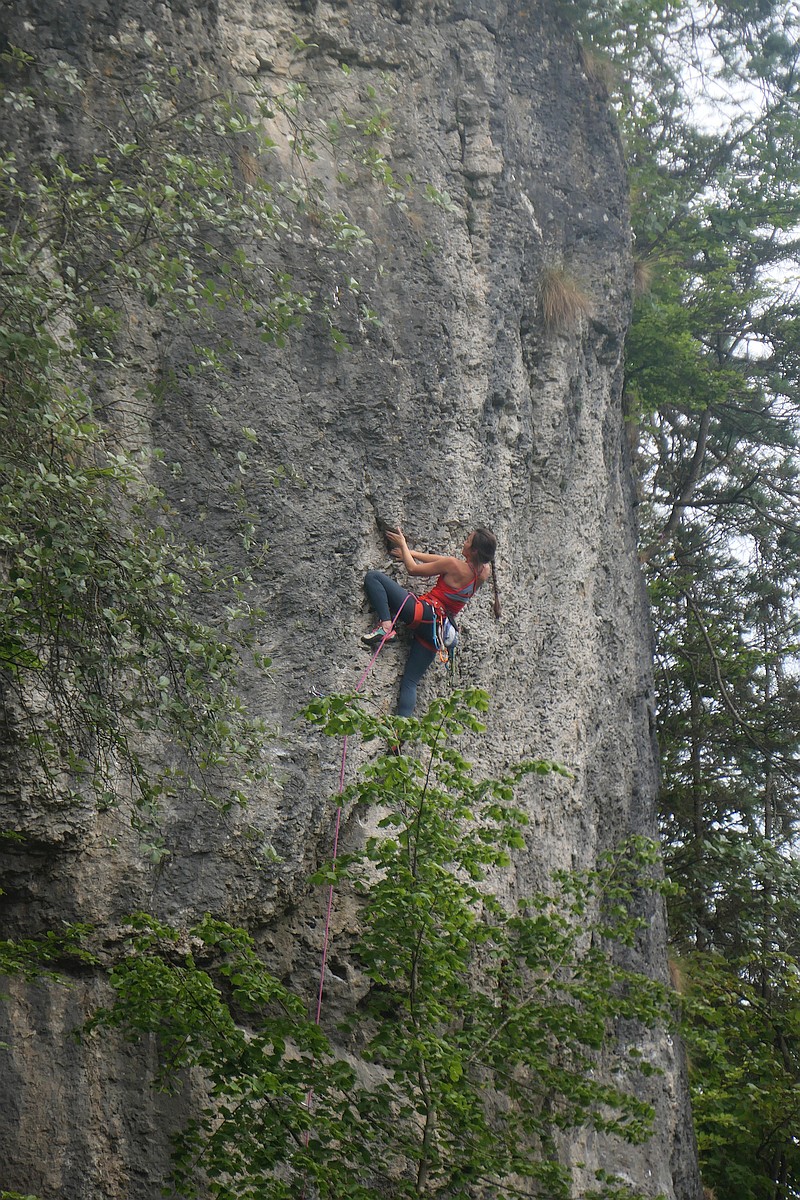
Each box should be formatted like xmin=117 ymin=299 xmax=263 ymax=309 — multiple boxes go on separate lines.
xmin=540 ymin=266 xmax=592 ymax=329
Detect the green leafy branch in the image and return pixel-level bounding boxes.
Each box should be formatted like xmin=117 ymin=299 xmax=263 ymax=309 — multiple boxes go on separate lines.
xmin=83 ymin=692 xmax=675 ymax=1198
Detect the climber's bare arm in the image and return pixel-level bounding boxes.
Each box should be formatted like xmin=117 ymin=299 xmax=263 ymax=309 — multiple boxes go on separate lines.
xmin=387 ymin=529 xmax=470 ymax=582
xmin=395 ymin=551 xmax=460 ymax=578
xmin=386 ymin=529 xmax=437 ymax=561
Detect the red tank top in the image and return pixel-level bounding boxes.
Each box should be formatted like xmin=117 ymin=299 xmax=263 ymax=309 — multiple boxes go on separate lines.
xmin=419 ymin=570 xmax=480 ymax=620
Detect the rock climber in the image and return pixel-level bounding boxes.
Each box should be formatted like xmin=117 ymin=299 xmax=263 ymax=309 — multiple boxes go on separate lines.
xmin=362 ymin=526 xmax=502 ymax=716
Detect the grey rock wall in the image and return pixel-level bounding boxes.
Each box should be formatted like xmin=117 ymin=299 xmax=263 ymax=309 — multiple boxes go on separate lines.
xmin=0 ymin=0 xmax=702 ymax=1196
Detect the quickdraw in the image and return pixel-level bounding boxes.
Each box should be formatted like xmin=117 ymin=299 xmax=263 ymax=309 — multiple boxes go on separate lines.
xmin=433 ymin=609 xmax=457 ymax=665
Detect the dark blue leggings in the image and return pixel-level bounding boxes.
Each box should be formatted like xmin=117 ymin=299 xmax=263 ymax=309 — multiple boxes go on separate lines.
xmin=364 ymin=570 xmax=437 ymax=717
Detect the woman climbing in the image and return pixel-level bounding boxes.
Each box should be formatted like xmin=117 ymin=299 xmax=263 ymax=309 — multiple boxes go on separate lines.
xmin=362 ymin=526 xmax=501 ymax=717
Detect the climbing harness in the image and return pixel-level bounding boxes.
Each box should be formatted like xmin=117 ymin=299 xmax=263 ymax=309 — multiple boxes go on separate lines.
xmin=404 ymin=594 xmax=459 ymax=665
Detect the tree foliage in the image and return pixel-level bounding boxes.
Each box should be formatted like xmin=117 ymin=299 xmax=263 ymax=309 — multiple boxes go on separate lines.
xmin=577 ymin=3 xmax=800 ymax=1197
xmin=678 ymin=949 xmax=800 ymax=1200
xmin=84 ymin=691 xmax=673 ymax=1200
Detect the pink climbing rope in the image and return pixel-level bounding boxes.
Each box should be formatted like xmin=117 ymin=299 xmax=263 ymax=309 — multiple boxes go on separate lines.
xmin=312 ymin=750 xmax=345 ymax=1026
xmin=312 ymin=617 xmax=400 ymax=1025
xmin=303 ymin=612 xmax=402 ymax=1156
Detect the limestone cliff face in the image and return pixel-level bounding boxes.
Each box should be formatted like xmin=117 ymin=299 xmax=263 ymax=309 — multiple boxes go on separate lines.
xmin=0 ymin=1 xmax=701 ymax=1197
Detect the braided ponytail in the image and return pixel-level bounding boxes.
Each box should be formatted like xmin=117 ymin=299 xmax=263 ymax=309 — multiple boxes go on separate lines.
xmin=470 ymin=526 xmax=502 ymax=620
xmin=490 ymin=559 xmax=502 ymax=619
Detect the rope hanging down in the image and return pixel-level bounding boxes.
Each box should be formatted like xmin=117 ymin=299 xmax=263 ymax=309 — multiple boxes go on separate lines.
xmin=303 ymin=609 xmax=402 ymax=1148
xmin=311 ymin=614 xmax=400 ymax=1027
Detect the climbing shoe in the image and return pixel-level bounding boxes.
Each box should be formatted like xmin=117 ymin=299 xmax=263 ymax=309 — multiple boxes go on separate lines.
xmin=361 ymin=626 xmax=397 ymax=648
